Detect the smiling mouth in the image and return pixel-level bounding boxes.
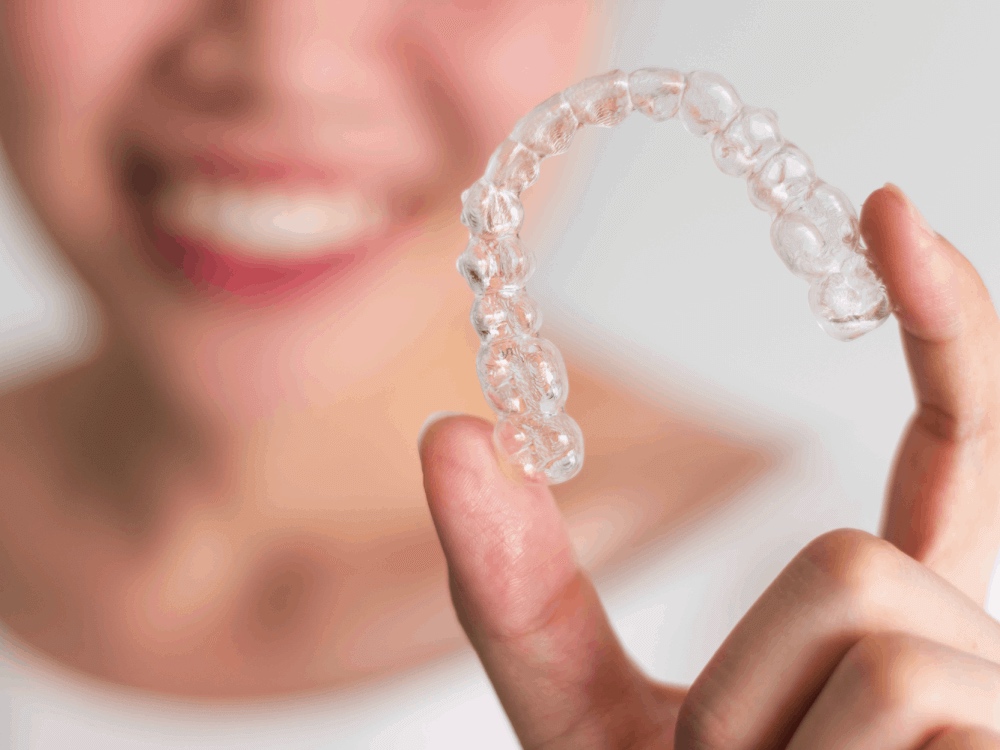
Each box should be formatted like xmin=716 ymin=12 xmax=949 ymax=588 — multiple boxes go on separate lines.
xmin=131 ymin=152 xmax=393 ymax=299
xmin=154 ymin=180 xmax=386 ymax=262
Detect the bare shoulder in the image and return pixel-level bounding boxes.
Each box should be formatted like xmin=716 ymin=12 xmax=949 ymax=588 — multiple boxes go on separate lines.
xmin=556 ymin=347 xmax=784 ymax=567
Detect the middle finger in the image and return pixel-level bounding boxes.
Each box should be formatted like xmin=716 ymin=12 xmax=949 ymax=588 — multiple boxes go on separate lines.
xmin=786 ymin=633 xmax=1000 ymax=750
xmin=674 ymin=528 xmax=1000 ymax=750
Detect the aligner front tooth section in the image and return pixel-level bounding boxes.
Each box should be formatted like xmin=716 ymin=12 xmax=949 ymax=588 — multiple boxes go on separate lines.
xmin=460 ymin=180 xmax=525 ymax=237
xmin=628 ymin=68 xmax=686 ymax=121
xmin=461 ymin=67 xmax=895 ymax=484
xmin=747 ymin=144 xmax=817 ymax=213
xmin=512 ymin=92 xmax=580 ymax=158
xmin=679 ymin=71 xmax=743 ymax=137
xmin=485 ymin=139 xmax=541 ymax=194
xmin=564 ymin=69 xmax=633 ymax=127
xmin=712 ymin=107 xmax=783 ymax=177
xmin=493 ymin=411 xmax=585 ymax=485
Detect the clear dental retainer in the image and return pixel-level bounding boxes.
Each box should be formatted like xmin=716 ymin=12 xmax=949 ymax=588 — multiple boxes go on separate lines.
xmin=456 ymin=69 xmax=891 ymax=486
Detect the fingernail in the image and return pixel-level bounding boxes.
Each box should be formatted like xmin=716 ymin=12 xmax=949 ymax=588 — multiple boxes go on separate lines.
xmin=884 ymin=182 xmax=936 ymax=239
xmin=417 ymin=411 xmax=463 ymax=449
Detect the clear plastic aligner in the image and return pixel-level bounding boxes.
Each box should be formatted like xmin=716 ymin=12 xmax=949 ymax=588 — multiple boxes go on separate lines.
xmin=458 ymin=68 xmax=892 ymax=485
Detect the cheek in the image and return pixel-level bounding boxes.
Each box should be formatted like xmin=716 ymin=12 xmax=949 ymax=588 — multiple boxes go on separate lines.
xmin=413 ymin=1 xmax=595 ymax=143
xmin=477 ymin=5 xmax=594 ymax=106
xmin=3 ymin=2 xmax=191 ymax=114
xmin=0 ymin=2 xmax=193 ymax=268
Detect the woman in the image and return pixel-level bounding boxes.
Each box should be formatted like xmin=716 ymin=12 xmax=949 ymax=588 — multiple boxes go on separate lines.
xmin=3 ymin=0 xmax=1000 ymax=747
xmin=0 ymin=0 xmax=770 ymax=697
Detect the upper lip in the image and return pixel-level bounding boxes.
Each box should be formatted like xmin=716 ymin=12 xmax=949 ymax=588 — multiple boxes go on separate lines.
xmin=188 ymin=148 xmax=345 ymax=185
xmin=122 ymin=143 xmax=359 ymax=209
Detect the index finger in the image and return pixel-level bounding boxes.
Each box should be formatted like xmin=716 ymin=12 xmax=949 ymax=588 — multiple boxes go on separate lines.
xmin=862 ymin=184 xmax=1000 ymax=603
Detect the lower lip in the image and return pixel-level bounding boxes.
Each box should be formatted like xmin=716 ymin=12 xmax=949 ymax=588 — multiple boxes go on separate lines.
xmin=149 ymin=227 xmax=364 ymax=301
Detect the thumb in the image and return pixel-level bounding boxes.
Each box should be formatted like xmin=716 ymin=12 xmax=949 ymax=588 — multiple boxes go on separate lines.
xmin=418 ymin=413 xmax=682 ymax=748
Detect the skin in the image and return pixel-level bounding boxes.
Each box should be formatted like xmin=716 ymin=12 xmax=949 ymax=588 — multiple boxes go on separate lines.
xmin=419 ymin=185 xmax=1000 ymax=748
xmin=0 ymin=1 xmax=773 ymax=697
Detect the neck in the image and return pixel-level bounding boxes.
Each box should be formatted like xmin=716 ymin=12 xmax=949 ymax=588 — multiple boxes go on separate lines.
xmin=32 ymin=218 xmax=490 ymax=535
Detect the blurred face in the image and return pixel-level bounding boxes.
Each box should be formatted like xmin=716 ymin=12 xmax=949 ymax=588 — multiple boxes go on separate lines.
xmin=0 ymin=0 xmax=593 ymax=416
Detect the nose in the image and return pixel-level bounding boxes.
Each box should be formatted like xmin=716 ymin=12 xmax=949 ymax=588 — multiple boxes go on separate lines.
xmin=160 ymin=0 xmax=404 ymax=121
xmin=254 ymin=1 xmax=388 ymax=101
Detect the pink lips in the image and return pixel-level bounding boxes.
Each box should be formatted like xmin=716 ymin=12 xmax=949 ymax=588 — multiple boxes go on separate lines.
xmin=150 ymin=228 xmax=360 ymax=298
xmin=145 ymin=150 xmax=375 ymax=300
xmin=191 ymin=150 xmax=335 ymax=184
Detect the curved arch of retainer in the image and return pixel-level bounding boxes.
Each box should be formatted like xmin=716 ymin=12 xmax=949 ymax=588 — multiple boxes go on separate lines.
xmin=456 ymin=69 xmax=892 ymax=485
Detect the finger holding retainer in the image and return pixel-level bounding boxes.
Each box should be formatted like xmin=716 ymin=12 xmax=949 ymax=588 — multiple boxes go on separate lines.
xmin=457 ymin=68 xmax=893 ymax=485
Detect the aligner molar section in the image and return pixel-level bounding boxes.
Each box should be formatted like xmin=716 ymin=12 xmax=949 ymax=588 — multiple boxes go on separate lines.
xmin=477 ymin=337 xmax=530 ymax=415
xmin=517 ymin=336 xmax=569 ymax=415
xmin=770 ymin=181 xmax=860 ymax=279
xmin=679 ymin=71 xmax=742 ymax=137
xmin=808 ymin=259 xmax=891 ymax=341
xmin=511 ymin=92 xmax=580 ymax=158
xmin=563 ymin=69 xmax=633 ymax=127
xmin=476 ymin=336 xmax=569 ymax=417
xmin=770 ymin=214 xmax=844 ymax=279
xmin=628 ymin=68 xmax=686 ymax=121
xmin=494 ymin=412 xmax=585 ymax=484
xmin=788 ymin=182 xmax=861 ymax=248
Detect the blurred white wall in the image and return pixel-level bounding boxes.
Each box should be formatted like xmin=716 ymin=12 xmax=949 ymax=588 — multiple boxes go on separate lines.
xmin=531 ymin=0 xmax=1000 ymax=679
xmin=2 ymin=1 xmax=999 ymax=747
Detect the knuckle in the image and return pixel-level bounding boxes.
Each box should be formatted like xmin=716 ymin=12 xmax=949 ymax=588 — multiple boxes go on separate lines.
xmin=673 ymin=689 xmax=731 ymax=750
xmin=915 ymin=402 xmax=973 ymax=444
xmin=915 ymin=401 xmax=996 ymax=445
xmin=794 ymin=529 xmax=901 ymax=607
xmin=841 ymin=632 xmax=937 ymax=715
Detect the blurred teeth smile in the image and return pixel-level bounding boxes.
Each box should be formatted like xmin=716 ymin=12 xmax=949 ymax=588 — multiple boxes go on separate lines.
xmin=154 ymin=181 xmax=381 ymax=260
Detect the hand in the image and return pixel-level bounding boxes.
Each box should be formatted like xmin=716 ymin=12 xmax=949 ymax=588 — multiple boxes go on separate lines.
xmin=418 ymin=184 xmax=1000 ymax=749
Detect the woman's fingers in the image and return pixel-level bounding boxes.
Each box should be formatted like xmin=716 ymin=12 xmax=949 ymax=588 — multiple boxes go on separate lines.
xmin=419 ymin=415 xmax=682 ymax=749
xmin=924 ymin=727 xmax=1000 ymax=750
xmin=861 ymin=184 xmax=1000 ymax=603
xmin=786 ymin=633 xmax=1000 ymax=750
xmin=674 ymin=529 xmax=1000 ymax=750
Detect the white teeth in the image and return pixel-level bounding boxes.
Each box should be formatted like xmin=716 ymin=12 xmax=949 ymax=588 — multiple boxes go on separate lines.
xmin=155 ymin=182 xmax=383 ymax=260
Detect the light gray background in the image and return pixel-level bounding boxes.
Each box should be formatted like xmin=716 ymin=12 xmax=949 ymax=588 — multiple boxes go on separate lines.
xmin=2 ymin=2 xmax=998 ymax=747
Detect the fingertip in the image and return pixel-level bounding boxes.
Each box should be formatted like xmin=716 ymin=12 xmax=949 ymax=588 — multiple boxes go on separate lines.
xmin=418 ymin=412 xmax=489 ymax=466
xmin=863 ymin=183 xmax=934 ymax=234
xmin=415 ymin=412 xmax=578 ymax=645
xmin=860 ymin=184 xmax=964 ymax=341
xmin=417 ymin=413 xmax=554 ymax=535
xmin=859 ymin=183 xmax=937 ymax=264
xmin=417 ymin=410 xmax=464 ymax=451
xmin=417 ymin=413 xmax=500 ymax=496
